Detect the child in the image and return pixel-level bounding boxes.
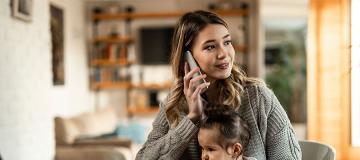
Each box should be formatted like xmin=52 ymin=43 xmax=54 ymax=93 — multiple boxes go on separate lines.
xmin=198 ymin=104 xmax=256 ymax=160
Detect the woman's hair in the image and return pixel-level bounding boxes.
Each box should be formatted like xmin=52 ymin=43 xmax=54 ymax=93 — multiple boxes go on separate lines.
xmin=200 ymin=103 xmax=250 ymax=150
xmin=165 ymin=10 xmax=261 ymax=128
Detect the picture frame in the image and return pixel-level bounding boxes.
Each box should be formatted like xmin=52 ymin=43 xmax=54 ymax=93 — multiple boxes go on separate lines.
xmin=11 ymin=0 xmax=33 ymax=22
xmin=50 ymin=4 xmax=65 ymax=85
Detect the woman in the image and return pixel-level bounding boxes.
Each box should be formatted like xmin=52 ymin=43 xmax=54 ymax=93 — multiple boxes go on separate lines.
xmin=136 ymin=10 xmax=301 ymax=160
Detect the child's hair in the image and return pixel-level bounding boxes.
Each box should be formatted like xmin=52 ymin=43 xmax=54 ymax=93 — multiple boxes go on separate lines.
xmin=200 ymin=103 xmax=250 ymax=150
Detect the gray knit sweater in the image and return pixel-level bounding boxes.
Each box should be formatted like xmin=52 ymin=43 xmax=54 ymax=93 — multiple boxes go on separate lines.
xmin=136 ymin=84 xmax=302 ymax=160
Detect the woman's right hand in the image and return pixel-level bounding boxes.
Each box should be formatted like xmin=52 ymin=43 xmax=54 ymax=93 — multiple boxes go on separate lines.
xmin=183 ymin=62 xmax=210 ymax=122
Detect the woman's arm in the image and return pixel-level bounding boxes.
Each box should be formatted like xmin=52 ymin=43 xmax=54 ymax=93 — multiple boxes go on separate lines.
xmin=135 ymin=101 xmax=199 ymax=160
xmin=262 ymin=87 xmax=302 ymax=160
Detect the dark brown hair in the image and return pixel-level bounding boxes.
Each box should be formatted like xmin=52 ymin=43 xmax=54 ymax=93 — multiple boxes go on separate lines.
xmin=200 ymin=103 xmax=250 ymax=149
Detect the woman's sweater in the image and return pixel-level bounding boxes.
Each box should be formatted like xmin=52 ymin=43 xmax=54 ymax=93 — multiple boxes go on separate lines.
xmin=136 ymin=84 xmax=302 ymax=160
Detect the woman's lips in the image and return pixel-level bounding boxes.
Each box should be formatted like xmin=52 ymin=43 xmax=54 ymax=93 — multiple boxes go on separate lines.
xmin=215 ymin=63 xmax=229 ymax=69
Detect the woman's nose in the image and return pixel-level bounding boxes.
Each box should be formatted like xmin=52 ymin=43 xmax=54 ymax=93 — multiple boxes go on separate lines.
xmin=216 ymin=46 xmax=227 ymax=59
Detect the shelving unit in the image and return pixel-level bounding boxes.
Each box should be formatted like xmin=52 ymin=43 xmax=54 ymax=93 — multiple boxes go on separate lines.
xmin=92 ymin=9 xmax=248 ymax=20
xmin=127 ymin=107 xmax=159 ymax=116
xmin=87 ymin=3 xmax=254 ymax=116
xmin=91 ymin=82 xmax=131 ymax=90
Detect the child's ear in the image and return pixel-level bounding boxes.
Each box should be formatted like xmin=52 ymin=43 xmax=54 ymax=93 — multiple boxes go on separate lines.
xmin=232 ymin=143 xmax=243 ymax=158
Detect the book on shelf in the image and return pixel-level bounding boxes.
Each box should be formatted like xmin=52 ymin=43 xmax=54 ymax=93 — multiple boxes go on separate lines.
xmin=93 ymin=67 xmax=131 ymax=83
xmin=97 ymin=43 xmax=127 ymax=61
xmin=107 ymin=44 xmax=117 ymax=61
xmin=119 ymin=43 xmax=127 ymax=60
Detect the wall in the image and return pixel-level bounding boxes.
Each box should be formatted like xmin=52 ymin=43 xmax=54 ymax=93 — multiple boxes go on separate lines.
xmin=0 ymin=0 xmax=93 ymax=159
xmin=261 ymin=0 xmax=307 ymax=44
xmin=0 ymin=0 xmax=54 ymax=159
xmin=261 ymin=0 xmax=307 ymax=20
xmin=50 ymin=0 xmax=94 ymax=117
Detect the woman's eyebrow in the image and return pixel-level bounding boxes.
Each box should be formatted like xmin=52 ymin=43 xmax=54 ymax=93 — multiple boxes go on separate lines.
xmin=202 ymin=34 xmax=231 ymax=45
xmin=223 ymin=34 xmax=230 ymax=39
xmin=203 ymin=39 xmax=216 ymax=44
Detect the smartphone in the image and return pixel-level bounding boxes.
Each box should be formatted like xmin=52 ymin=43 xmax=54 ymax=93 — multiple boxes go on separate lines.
xmin=185 ymin=51 xmax=207 ymax=86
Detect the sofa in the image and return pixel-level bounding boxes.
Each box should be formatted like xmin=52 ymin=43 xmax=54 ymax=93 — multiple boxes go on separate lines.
xmin=54 ymin=107 xmax=133 ymax=160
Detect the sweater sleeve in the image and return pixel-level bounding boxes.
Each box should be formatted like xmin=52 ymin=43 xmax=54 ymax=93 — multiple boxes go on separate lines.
xmin=135 ymin=101 xmax=199 ymax=160
xmin=261 ymin=86 xmax=302 ymax=160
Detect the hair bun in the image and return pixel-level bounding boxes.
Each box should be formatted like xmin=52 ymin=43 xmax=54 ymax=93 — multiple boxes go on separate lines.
xmin=203 ymin=103 xmax=233 ymax=119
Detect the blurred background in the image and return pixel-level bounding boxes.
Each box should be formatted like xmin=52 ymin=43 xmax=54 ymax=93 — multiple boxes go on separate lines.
xmin=0 ymin=0 xmax=358 ymax=159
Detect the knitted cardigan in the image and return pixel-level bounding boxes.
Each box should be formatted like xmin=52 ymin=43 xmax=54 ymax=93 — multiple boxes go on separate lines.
xmin=136 ymin=84 xmax=302 ymax=160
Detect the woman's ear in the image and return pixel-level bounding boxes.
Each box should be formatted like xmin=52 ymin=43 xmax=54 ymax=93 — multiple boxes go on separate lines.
xmin=232 ymin=143 xmax=243 ymax=157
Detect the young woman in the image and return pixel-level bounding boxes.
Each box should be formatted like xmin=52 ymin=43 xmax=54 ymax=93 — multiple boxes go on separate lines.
xmin=136 ymin=10 xmax=301 ymax=160
xmin=198 ymin=104 xmax=256 ymax=160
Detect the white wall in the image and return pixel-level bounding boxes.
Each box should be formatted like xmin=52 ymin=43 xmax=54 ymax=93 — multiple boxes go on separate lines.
xmin=261 ymin=0 xmax=308 ymax=30
xmin=50 ymin=0 xmax=95 ymax=117
xmin=261 ymin=0 xmax=308 ymax=20
xmin=0 ymin=0 xmax=54 ymax=159
xmin=0 ymin=0 xmax=94 ymax=159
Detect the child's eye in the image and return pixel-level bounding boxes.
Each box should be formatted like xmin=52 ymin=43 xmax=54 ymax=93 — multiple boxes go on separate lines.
xmin=208 ymin=148 xmax=215 ymax=152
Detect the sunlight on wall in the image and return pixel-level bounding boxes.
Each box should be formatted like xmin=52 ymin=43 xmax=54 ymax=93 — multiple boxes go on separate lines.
xmin=351 ymin=0 xmax=360 ymax=147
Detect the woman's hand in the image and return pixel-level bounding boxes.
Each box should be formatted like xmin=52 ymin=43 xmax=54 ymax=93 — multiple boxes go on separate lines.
xmin=183 ymin=62 xmax=210 ymax=122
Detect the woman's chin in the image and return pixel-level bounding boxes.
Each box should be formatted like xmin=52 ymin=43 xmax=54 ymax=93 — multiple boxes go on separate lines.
xmin=212 ymin=73 xmax=231 ymax=80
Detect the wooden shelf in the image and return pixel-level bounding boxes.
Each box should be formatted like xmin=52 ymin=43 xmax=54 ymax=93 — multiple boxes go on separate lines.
xmin=91 ymin=59 xmax=134 ymax=66
xmin=91 ymin=82 xmax=131 ymax=90
xmin=131 ymin=82 xmax=172 ymax=90
xmin=93 ymin=36 xmax=134 ymax=43
xmin=93 ymin=9 xmax=248 ymax=20
xmin=91 ymin=81 xmax=172 ymax=90
xmin=127 ymin=106 xmax=159 ymax=115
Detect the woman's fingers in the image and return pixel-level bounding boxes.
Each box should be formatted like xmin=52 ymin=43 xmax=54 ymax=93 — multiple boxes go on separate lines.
xmin=191 ymin=81 xmax=210 ymax=100
xmin=184 ymin=62 xmax=189 ymax=74
xmin=189 ymin=74 xmax=207 ymax=91
xmin=200 ymin=82 xmax=210 ymax=94
xmin=184 ymin=67 xmax=200 ymax=82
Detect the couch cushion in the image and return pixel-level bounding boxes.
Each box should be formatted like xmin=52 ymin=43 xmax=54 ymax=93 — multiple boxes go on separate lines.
xmin=56 ymin=146 xmax=131 ymax=160
xmin=55 ymin=107 xmax=119 ymax=145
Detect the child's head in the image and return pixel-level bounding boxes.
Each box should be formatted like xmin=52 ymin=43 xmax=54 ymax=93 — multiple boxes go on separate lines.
xmin=198 ymin=104 xmax=250 ymax=160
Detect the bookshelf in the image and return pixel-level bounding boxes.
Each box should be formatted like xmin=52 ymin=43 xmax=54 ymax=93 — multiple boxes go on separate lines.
xmin=88 ymin=3 xmax=254 ymax=116
xmin=92 ymin=9 xmax=248 ymax=20
xmin=127 ymin=107 xmax=159 ymax=116
xmin=91 ymin=82 xmax=131 ymax=90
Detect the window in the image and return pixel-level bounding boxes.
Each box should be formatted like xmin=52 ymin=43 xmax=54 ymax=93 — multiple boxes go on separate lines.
xmin=351 ymin=0 xmax=360 ymax=147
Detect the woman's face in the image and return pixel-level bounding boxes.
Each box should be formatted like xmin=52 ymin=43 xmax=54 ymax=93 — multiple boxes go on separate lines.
xmin=190 ymin=24 xmax=235 ymax=82
xmin=198 ymin=127 xmax=234 ymax=160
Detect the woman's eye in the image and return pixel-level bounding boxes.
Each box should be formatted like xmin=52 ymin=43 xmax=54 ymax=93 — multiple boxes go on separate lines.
xmin=224 ymin=40 xmax=232 ymax=46
xmin=205 ymin=45 xmax=215 ymax=51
